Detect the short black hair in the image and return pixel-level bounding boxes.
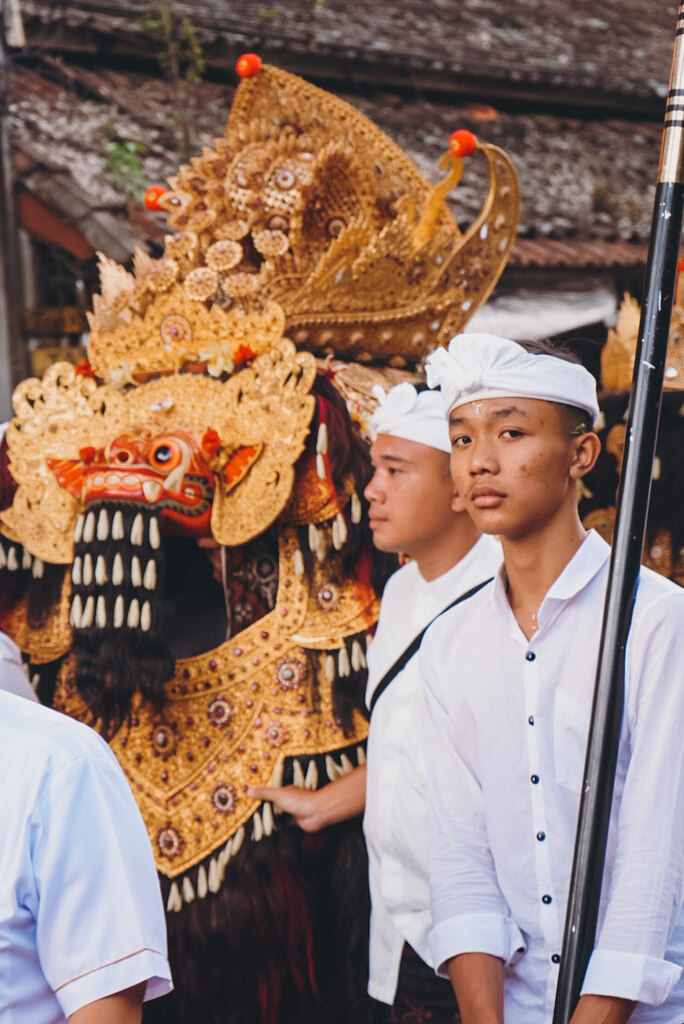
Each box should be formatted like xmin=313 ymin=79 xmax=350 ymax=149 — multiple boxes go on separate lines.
xmin=517 ymin=338 xmax=592 ymax=435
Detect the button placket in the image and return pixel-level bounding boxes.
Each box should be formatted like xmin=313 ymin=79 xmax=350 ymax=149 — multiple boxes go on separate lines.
xmin=523 ymin=647 xmax=560 ymax=953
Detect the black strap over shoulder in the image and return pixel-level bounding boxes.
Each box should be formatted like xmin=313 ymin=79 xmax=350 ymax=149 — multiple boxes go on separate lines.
xmin=368 ymin=576 xmax=493 ymax=716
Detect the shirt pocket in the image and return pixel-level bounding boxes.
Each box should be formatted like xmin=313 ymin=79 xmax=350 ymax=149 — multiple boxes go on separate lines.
xmin=553 ymin=689 xmax=590 ymax=793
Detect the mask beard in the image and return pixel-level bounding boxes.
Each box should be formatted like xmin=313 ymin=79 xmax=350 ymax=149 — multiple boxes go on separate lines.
xmin=68 ymin=502 xmax=174 ymax=739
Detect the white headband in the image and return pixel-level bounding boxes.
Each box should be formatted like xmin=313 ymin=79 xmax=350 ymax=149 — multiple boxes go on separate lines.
xmin=425 ymin=333 xmax=599 ymax=424
xmin=370 ymin=382 xmax=451 ymax=454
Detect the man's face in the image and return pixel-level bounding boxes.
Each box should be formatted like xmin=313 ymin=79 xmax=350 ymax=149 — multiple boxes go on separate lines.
xmin=364 ymin=434 xmax=460 ymax=556
xmin=448 ymin=397 xmax=585 ymax=542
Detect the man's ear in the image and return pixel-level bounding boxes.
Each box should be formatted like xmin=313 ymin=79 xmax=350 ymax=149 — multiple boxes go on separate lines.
xmin=569 ymin=431 xmax=601 ymax=479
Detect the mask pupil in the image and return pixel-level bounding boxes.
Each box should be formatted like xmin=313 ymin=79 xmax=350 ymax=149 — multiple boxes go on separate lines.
xmin=155 ymin=445 xmax=172 ymax=464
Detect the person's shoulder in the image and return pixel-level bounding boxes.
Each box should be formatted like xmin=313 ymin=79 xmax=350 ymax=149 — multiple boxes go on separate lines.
xmin=0 ymin=691 xmax=112 ymax=769
xmin=423 ymin=574 xmax=495 ymax=649
xmin=636 ymin=566 xmax=684 ymax=610
xmin=376 ymin=559 xmax=421 ymax=615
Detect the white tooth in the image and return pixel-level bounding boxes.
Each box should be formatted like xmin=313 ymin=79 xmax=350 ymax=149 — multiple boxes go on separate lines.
xmin=307 ymin=523 xmax=319 ymax=552
xmin=112 ymin=510 xmax=124 ymax=540
xmin=127 ymin=598 xmax=140 ymax=629
xmin=315 ymin=531 xmax=327 ymax=562
xmin=95 ymin=555 xmax=107 ymax=585
xmin=338 ymin=646 xmax=350 ymax=678
xmin=166 ymin=882 xmax=182 ymax=913
xmin=324 ymin=654 xmax=336 ymax=683
xmin=141 ymin=601 xmax=151 ymax=632
xmin=22 ymin=548 xmax=32 ymax=570
xmin=83 ymin=511 xmax=96 ymax=544
xmin=72 ymin=556 xmax=82 ymax=585
xmin=7 ymin=547 xmax=18 ymax=571
xmin=293 ymin=549 xmax=305 ymax=576
xmin=112 ymin=552 xmax=124 ymax=586
xmin=292 ymin=759 xmax=305 ymax=788
xmin=131 ymin=556 xmax=142 ymax=587
xmin=262 ymin=802 xmax=274 ymax=836
xmin=70 ymin=593 xmax=83 ymax=628
xmin=197 ymin=864 xmax=208 ymax=899
xmin=97 ymin=509 xmax=109 ymax=541
xmin=81 ymin=595 xmax=95 ymax=628
xmin=96 ymin=595 xmax=107 ymax=628
xmin=269 ymin=759 xmax=284 ymax=787
xmin=31 ymin=672 xmax=40 ymax=691
xmin=208 ymin=857 xmax=221 ymax=893
xmin=149 ymin=517 xmax=161 ymax=550
xmin=365 ymin=632 xmax=374 ymax=648
xmin=351 ymin=491 xmax=362 ymax=524
xmin=304 ymin=760 xmax=318 ymax=791
xmin=316 ymin=452 xmax=326 ymax=479
xmin=218 ymin=840 xmax=231 ymax=871
xmin=356 ymin=745 xmax=366 ymax=765
xmin=113 ymin=595 xmax=125 ymax=628
xmin=32 ymin=557 xmax=44 ymax=579
xmin=0 ymin=543 xmax=5 ymax=569
xmin=131 ymin=513 xmax=144 ymax=546
xmin=143 ymin=560 xmax=157 ymax=590
xmin=316 ymin=422 xmax=328 ymax=455
xmin=82 ymin=553 xmax=93 ymax=586
xmin=340 ymin=753 xmax=354 ymax=775
xmin=73 ymin=513 xmax=85 ymax=543
xmin=335 ymin=512 xmax=347 ymax=545
xmin=230 ymin=826 xmax=245 ymax=857
xmin=142 ymin=479 xmax=163 ymax=502
xmin=251 ymin=810 xmax=264 ymax=842
xmin=182 ymin=877 xmax=195 ymax=903
xmin=351 ymin=639 xmax=366 ymax=671
xmin=332 ymin=518 xmax=341 ymax=550
xmin=325 ymin=754 xmax=341 ymax=781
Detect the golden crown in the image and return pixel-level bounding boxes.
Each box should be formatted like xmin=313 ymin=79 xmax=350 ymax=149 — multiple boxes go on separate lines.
xmin=87 ymin=55 xmax=520 ymax=380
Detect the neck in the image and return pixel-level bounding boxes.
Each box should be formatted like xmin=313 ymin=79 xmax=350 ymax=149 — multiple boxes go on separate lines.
xmin=502 ymin=508 xmax=586 ymax=639
xmin=414 ymin=515 xmax=481 ymax=582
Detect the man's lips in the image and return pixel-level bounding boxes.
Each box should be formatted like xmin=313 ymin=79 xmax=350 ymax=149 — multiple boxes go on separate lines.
xmin=368 ymin=513 xmax=387 ymax=528
xmin=470 ymin=487 xmax=506 ymax=508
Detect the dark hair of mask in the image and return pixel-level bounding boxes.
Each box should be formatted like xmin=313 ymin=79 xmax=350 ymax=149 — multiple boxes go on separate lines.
xmin=516 ymin=337 xmax=594 ymax=436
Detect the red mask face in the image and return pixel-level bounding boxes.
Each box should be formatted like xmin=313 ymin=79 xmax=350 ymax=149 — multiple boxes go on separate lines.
xmin=49 ymin=429 xmax=216 ymax=536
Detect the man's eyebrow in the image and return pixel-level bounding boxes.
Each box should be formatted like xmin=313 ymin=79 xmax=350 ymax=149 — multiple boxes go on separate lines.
xmin=377 ymin=453 xmax=413 ymax=465
xmin=449 ymin=404 xmax=529 ymax=426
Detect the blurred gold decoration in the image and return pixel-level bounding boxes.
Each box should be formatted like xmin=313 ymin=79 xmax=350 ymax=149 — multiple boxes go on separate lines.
xmin=603 ymin=281 xmax=684 ymax=392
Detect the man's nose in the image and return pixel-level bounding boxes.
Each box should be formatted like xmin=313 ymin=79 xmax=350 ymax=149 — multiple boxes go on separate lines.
xmin=468 ymin=438 xmax=497 ymax=475
xmin=364 ymin=470 xmax=383 ymax=503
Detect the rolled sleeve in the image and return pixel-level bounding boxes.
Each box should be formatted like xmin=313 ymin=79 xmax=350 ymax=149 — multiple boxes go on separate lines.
xmin=32 ymin=737 xmax=172 ymax=1016
xmin=582 ymin=949 xmax=682 ymax=1007
xmin=430 ymin=912 xmax=526 ymax=978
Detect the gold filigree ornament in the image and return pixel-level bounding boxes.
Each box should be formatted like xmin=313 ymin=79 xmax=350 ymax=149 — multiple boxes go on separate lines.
xmin=2 ymin=341 xmax=316 ymax=563
xmin=603 ymin=283 xmax=684 ymax=392
xmin=53 ymin=528 xmax=378 ymax=886
xmin=86 ymin=58 xmax=519 ymax=378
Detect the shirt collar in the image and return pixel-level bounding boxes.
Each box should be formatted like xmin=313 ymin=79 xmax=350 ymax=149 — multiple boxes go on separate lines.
xmin=491 ymin=529 xmax=611 ymax=627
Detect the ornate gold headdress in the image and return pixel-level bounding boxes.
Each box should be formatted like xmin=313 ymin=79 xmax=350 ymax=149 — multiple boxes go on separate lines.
xmin=602 ymin=279 xmax=684 ymax=392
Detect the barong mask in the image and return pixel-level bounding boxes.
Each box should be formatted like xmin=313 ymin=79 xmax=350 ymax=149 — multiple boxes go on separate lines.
xmin=0 ymin=58 xmax=520 ymax=898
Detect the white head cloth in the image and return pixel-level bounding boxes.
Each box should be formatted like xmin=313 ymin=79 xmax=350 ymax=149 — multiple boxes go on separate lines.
xmin=425 ymin=333 xmax=599 ymax=424
xmin=370 ymin=381 xmax=451 ymax=453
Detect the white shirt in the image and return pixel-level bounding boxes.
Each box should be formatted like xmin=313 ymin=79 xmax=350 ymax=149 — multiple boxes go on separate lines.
xmin=363 ymin=535 xmax=502 ymax=1004
xmin=422 ymin=530 xmax=684 ymax=1024
xmin=0 ymin=691 xmax=172 ymax=1023
xmin=0 ymin=630 xmax=38 ymax=702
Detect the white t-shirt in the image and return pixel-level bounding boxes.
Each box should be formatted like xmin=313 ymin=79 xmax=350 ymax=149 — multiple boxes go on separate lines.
xmin=0 ymin=691 xmax=172 ymax=1023
xmin=0 ymin=630 xmax=38 ymax=702
xmin=422 ymin=530 xmax=684 ymax=1024
xmin=363 ymin=535 xmax=502 ymax=1003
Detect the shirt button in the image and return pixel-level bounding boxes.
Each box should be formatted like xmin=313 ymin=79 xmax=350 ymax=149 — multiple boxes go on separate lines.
xmin=525 ymin=651 xmax=536 ymax=661
xmin=551 ymin=954 xmax=561 ymax=964
xmin=530 ymin=774 xmax=540 ymax=784
xmin=542 ymin=894 xmax=552 ymax=904
xmin=528 ymin=715 xmax=535 ymax=725
xmin=536 ymin=831 xmax=546 ymax=841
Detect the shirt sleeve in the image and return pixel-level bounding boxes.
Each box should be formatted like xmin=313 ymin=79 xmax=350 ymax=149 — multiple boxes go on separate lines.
xmin=421 ymin=627 xmax=525 ymax=976
xmin=581 ymin=591 xmax=684 ymax=1006
xmin=31 ymin=737 xmax=173 ymax=1017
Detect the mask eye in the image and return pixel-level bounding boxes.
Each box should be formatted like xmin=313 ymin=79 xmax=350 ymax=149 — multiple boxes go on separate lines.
xmin=110 ymin=444 xmax=137 ymax=465
xmin=150 ymin=439 xmax=182 ymax=472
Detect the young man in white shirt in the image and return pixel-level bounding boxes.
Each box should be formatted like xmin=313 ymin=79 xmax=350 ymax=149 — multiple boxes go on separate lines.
xmin=248 ymin=381 xmax=501 ymax=1021
xmin=422 ymin=333 xmax=684 ymax=1024
xmin=0 ymin=689 xmax=173 ymax=1024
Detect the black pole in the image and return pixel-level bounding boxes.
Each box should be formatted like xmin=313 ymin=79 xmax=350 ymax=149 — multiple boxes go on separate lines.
xmin=552 ymin=5 xmax=684 ymax=1021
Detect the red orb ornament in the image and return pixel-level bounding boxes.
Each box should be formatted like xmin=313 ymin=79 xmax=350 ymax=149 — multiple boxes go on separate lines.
xmin=236 ymin=53 xmax=262 ymax=78
xmin=449 ymin=130 xmax=478 ymax=157
xmin=144 ymin=185 xmax=168 ymax=211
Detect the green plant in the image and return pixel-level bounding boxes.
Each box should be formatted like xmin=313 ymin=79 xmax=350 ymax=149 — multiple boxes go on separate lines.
xmin=103 ymin=140 xmax=148 ymax=198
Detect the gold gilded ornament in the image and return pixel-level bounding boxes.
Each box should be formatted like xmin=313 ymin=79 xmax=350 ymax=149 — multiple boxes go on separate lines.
xmin=603 ymin=285 xmax=684 ymax=392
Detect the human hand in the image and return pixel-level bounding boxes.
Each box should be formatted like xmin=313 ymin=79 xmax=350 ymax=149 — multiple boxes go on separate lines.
xmin=247 ymin=784 xmax=323 ymax=833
